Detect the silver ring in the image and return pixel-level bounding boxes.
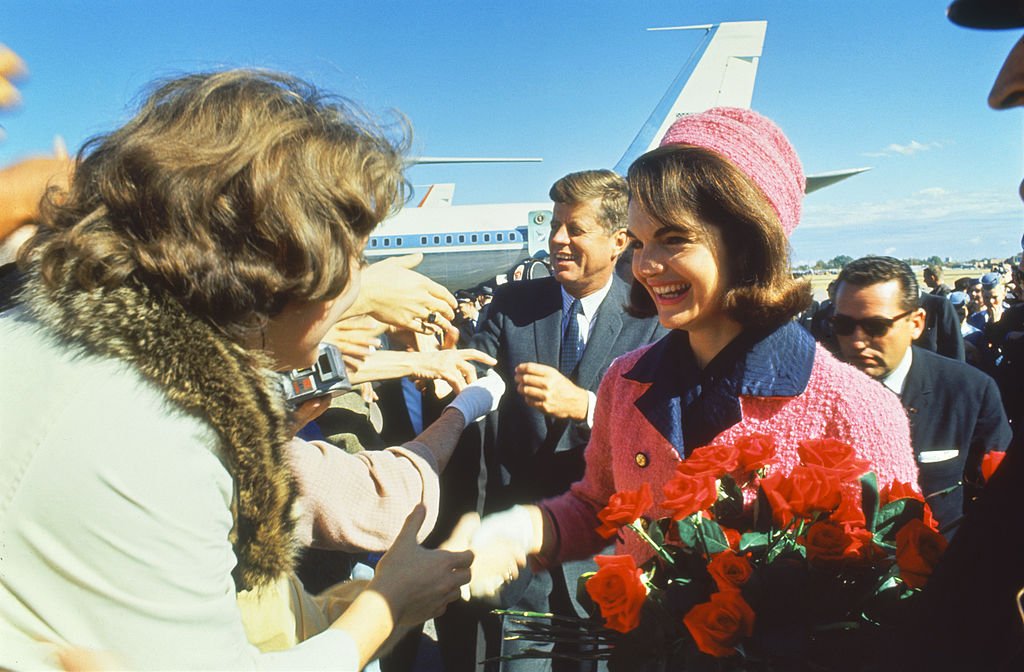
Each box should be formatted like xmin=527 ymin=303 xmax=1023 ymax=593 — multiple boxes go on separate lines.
xmin=427 ymin=312 xmax=437 ymax=324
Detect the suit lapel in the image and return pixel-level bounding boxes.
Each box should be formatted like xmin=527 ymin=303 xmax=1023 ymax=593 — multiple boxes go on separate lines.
xmin=533 ymin=279 xmax=563 ymax=367
xmin=900 ymin=347 xmax=932 ymax=456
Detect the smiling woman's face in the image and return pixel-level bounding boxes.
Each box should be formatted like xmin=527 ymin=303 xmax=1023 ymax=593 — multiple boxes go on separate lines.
xmin=628 ymin=202 xmax=730 ymax=334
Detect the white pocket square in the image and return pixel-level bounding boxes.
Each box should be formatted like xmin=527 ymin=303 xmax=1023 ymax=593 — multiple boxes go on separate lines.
xmin=918 ymin=450 xmax=959 ymax=464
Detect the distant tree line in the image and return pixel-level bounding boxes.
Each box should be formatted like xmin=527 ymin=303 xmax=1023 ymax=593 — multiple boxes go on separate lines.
xmin=794 ymin=254 xmax=956 ymax=272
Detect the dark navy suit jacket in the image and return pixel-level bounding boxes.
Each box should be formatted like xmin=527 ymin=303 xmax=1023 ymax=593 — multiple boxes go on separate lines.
xmin=469 ymin=275 xmax=667 ymax=509
xmin=900 ymin=346 xmax=1011 ymax=533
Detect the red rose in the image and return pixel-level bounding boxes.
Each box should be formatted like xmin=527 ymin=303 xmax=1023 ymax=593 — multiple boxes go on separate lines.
xmin=662 ymin=473 xmax=718 ymax=521
xmin=881 ymin=480 xmax=924 ymax=504
xmin=734 ymin=434 xmax=777 ymax=475
xmin=760 ymin=466 xmax=842 ymax=526
xmin=802 ymin=521 xmax=868 ymax=568
xmin=829 ymin=490 xmax=866 ymax=528
xmin=683 ymin=591 xmax=756 ymax=657
xmin=760 ymin=471 xmax=795 ymax=527
xmin=786 ymin=465 xmax=842 ymax=518
xmin=677 ymin=443 xmax=739 ymax=478
xmin=982 ymin=451 xmax=1006 ymax=482
xmin=585 ymin=555 xmax=647 ymax=633
xmin=798 ymin=438 xmax=871 ymax=482
xmin=707 ymin=550 xmax=753 ymax=592
xmin=722 ymin=527 xmax=741 ymax=552
xmin=895 ymin=518 xmax=949 ymax=589
xmin=922 ymin=503 xmax=940 ymax=532
xmin=596 ymin=483 xmax=654 ymax=539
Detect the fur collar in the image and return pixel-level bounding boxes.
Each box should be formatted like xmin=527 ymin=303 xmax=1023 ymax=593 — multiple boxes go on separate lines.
xmin=21 ymin=274 xmax=299 ymax=591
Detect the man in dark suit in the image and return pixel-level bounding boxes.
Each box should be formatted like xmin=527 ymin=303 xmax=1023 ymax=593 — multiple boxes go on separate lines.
xmin=916 ymin=290 xmax=965 ymax=361
xmin=833 ymin=256 xmax=1011 ymax=536
xmin=907 ymin=5 xmax=1024 ymax=669
xmin=469 ymin=169 xmax=667 ymax=671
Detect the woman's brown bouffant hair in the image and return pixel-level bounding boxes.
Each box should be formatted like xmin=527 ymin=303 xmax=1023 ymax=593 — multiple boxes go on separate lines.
xmin=626 ymin=144 xmax=812 ymax=328
xmin=20 ymin=69 xmax=409 ymax=342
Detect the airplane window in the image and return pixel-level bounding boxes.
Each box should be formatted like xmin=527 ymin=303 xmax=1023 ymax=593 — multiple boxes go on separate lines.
xmin=471 ymin=234 xmax=478 ymax=243
xmin=445 ymin=235 xmax=452 ymax=244
xmin=370 ymin=239 xmax=377 ymax=247
xmin=497 ymin=233 xmax=503 ymax=242
xmin=396 ymin=238 xmax=403 ymax=246
xmin=434 ymin=236 xmax=440 ymax=244
xmin=509 ymin=232 xmax=517 ymax=241
xmin=458 ymin=235 xmax=465 ymax=243
xmin=484 ymin=234 xmax=490 ymax=242
xmin=421 ymin=236 xmax=427 ymax=245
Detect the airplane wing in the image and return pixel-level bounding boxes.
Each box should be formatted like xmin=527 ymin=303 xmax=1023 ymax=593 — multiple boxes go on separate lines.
xmin=409 ymin=156 xmax=542 ymax=165
xmin=805 ymin=168 xmax=872 ymax=194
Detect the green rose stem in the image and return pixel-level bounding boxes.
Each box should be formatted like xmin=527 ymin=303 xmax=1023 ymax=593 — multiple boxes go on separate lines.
xmin=765 ymin=516 xmax=801 ymax=562
xmin=626 ymin=520 xmax=675 ymax=566
xmin=694 ymin=514 xmax=711 ymax=559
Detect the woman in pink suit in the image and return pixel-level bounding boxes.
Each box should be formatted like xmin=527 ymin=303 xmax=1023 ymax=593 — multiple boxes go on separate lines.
xmin=469 ymin=107 xmax=918 ymax=582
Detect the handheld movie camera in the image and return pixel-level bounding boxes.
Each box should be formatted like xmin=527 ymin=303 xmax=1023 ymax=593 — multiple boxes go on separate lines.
xmin=279 ymin=343 xmax=352 ymax=410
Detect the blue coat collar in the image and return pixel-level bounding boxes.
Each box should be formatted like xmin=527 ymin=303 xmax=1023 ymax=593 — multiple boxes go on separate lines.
xmin=625 ymin=321 xmax=816 ymax=456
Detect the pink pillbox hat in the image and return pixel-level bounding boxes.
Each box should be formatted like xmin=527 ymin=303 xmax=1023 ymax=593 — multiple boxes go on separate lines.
xmin=659 ymin=107 xmax=805 ymax=237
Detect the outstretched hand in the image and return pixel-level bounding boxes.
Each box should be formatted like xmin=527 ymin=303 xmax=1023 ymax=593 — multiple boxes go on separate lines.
xmin=369 ymin=505 xmax=473 ymax=627
xmin=356 ymin=254 xmax=457 ymax=332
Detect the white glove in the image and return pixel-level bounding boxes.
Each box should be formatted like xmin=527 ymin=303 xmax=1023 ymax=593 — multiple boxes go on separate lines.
xmin=464 ymin=505 xmax=536 ymax=599
xmin=447 ymin=369 xmax=505 ymax=424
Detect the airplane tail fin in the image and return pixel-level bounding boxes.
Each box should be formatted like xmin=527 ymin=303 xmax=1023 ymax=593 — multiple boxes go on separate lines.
xmin=613 ymin=21 xmax=767 ymax=174
xmin=417 ymin=183 xmax=456 ymax=207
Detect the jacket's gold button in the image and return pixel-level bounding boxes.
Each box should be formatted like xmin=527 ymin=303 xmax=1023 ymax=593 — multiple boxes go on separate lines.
xmin=634 ymin=452 xmax=649 ymax=468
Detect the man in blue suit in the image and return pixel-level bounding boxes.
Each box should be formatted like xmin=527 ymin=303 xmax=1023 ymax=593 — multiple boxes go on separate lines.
xmin=469 ymin=169 xmax=667 ymax=671
xmin=832 ymin=256 xmax=1011 ymax=536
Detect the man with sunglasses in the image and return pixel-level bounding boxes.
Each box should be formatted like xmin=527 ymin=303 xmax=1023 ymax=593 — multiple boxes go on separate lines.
xmin=833 ymin=256 xmax=1010 ymax=536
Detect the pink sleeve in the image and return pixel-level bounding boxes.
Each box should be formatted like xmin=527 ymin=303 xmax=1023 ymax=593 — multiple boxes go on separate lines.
xmin=539 ymin=361 xmax=627 ymax=566
xmin=288 ymin=438 xmax=440 ymax=552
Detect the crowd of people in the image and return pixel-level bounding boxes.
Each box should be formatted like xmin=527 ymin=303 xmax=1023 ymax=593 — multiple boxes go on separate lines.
xmin=1 ymin=1 xmax=1023 ymax=671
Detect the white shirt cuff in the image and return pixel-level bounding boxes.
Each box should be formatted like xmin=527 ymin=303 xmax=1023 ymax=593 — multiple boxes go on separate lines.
xmin=585 ymin=391 xmax=597 ymax=429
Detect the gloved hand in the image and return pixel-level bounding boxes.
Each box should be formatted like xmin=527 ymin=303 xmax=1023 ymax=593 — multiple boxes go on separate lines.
xmin=464 ymin=505 xmax=536 ymax=598
xmin=446 ymin=369 xmax=504 ymax=424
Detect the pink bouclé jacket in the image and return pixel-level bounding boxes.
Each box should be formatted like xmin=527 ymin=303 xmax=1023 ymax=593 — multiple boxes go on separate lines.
xmin=539 ymin=322 xmax=919 ymax=566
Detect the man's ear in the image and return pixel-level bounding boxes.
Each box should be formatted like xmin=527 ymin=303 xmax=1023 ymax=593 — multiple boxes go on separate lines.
xmin=909 ymin=307 xmax=927 ymax=340
xmin=610 ymin=228 xmax=629 ymax=259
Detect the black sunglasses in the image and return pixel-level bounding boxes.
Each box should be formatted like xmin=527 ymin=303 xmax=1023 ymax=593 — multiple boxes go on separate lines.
xmin=830 ymin=309 xmax=915 ymax=337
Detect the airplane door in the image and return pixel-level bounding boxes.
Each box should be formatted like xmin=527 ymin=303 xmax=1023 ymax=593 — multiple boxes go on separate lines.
xmin=527 ymin=209 xmax=552 ymax=257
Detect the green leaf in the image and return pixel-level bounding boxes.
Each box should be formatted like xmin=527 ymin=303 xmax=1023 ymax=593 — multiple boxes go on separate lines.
xmin=714 ymin=474 xmax=745 ymax=523
xmin=645 ymin=519 xmax=665 ymax=548
xmin=738 ymin=531 xmax=770 ymax=553
xmin=698 ymin=518 xmax=731 ymax=555
xmin=875 ymin=498 xmax=925 ymax=543
xmin=676 ymin=518 xmax=699 ymax=549
xmin=860 ymin=472 xmax=879 ymax=532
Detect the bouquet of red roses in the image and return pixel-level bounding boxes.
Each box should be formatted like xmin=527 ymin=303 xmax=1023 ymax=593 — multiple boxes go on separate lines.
xmin=498 ymin=435 xmax=948 ymax=671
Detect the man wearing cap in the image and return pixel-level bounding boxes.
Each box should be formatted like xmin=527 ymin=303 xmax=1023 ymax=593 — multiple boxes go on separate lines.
xmin=832 ymin=256 xmax=1011 ymax=536
xmin=449 ymin=169 xmax=666 ymax=671
xmin=911 ymin=3 xmax=1024 ymax=669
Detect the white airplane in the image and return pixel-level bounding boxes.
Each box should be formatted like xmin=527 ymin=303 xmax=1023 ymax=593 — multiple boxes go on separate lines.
xmin=365 ymin=21 xmax=867 ymax=291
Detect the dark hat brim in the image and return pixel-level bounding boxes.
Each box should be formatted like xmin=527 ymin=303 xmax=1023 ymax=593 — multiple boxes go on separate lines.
xmin=948 ymin=0 xmax=1024 ymax=29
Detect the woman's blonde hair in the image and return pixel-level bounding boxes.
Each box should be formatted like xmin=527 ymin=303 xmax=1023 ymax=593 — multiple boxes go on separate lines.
xmin=21 ymin=69 xmax=409 ymax=341
xmin=627 ymin=144 xmax=811 ymax=327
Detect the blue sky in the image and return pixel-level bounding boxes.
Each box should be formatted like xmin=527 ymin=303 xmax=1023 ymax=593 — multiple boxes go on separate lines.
xmin=3 ymin=0 xmax=1022 ymax=265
